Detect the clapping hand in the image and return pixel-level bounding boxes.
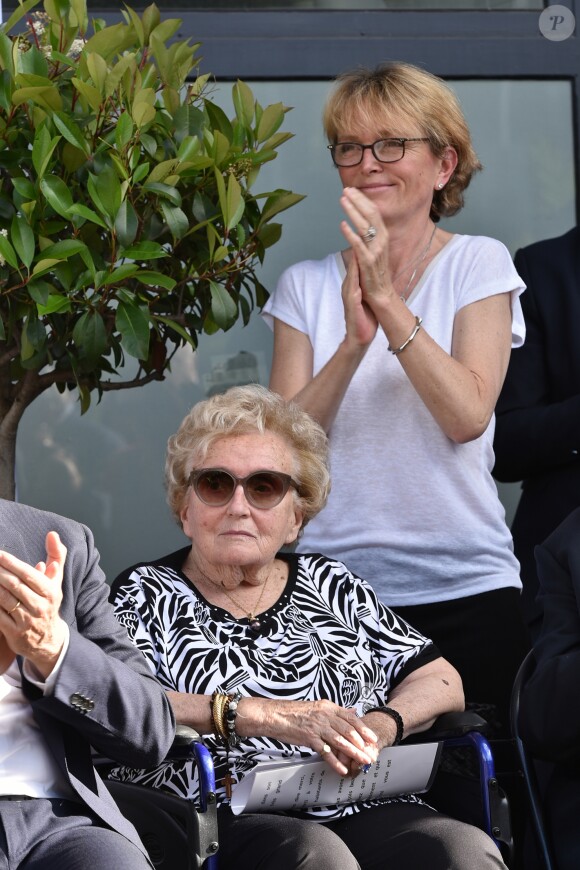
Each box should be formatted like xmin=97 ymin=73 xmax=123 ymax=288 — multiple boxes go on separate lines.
xmin=0 ymin=531 xmax=68 ymax=679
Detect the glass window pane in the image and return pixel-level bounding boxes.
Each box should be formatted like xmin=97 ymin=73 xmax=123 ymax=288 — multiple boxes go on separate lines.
xmin=16 ymin=78 xmax=574 ymax=578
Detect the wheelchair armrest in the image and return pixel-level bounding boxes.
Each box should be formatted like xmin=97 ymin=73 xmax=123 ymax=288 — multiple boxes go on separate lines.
xmin=403 ymin=711 xmax=489 ymax=744
xmin=169 ymin=725 xmax=205 ymax=759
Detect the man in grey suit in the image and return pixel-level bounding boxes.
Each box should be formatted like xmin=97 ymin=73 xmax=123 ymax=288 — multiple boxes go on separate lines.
xmin=0 ymin=498 xmax=175 ymax=869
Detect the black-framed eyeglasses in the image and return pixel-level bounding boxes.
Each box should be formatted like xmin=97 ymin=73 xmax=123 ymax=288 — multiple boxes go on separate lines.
xmin=328 ymin=137 xmax=430 ymax=167
xmin=189 ymin=468 xmax=300 ymax=509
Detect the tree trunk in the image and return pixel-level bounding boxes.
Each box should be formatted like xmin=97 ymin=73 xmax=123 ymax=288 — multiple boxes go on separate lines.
xmin=0 ymin=416 xmax=17 ymax=500
xmin=0 ymin=368 xmax=43 ymax=501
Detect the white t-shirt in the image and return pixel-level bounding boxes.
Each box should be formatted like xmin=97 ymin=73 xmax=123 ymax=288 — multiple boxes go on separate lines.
xmin=263 ymin=235 xmax=525 ymax=606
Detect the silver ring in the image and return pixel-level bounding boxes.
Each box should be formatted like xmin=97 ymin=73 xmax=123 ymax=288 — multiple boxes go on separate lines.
xmin=362 ymin=225 xmax=377 ymax=243
xmin=7 ymin=600 xmax=20 ymax=614
xmin=321 ymin=743 xmax=331 ymax=754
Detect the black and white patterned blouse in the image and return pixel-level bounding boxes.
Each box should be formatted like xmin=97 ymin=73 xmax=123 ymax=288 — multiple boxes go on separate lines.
xmin=109 ymin=548 xmax=440 ymax=820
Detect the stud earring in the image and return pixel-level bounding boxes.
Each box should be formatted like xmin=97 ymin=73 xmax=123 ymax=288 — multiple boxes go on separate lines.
xmin=437 ymin=183 xmax=444 ymax=189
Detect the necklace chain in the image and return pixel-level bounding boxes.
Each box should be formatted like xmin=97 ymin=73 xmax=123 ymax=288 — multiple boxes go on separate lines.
xmin=395 ymin=223 xmax=437 ymax=303
xmin=185 ymin=560 xmax=275 ymax=629
xmin=218 ymin=574 xmax=271 ymax=621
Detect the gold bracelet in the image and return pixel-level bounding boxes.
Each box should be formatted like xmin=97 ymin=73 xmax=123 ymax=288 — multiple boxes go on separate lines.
xmin=211 ymin=691 xmax=229 ymax=739
xmin=388 ymin=316 xmax=423 ymax=355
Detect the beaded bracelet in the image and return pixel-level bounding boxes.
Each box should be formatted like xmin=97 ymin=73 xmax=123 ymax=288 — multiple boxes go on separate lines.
xmin=210 ymin=690 xmax=243 ymax=747
xmin=388 ymin=316 xmax=423 ymax=355
xmin=224 ymin=690 xmax=242 ymax=748
xmin=366 ymin=706 xmax=404 ymax=745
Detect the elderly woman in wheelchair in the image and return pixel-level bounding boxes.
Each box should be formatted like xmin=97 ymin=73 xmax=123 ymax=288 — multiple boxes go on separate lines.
xmin=109 ymin=384 xmax=506 ymax=870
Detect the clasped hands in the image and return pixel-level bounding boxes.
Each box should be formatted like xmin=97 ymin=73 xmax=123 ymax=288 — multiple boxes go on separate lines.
xmin=0 ymin=531 xmax=68 ymax=678
xmin=339 ymin=187 xmax=397 ymax=349
xmin=262 ymin=697 xmax=397 ymax=777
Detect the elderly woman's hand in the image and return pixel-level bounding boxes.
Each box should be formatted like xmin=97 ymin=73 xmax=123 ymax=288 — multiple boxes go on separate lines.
xmin=241 ymin=697 xmax=379 ymax=776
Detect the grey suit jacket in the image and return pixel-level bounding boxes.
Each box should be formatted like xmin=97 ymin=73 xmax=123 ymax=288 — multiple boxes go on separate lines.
xmin=0 ymin=498 xmax=175 ymax=854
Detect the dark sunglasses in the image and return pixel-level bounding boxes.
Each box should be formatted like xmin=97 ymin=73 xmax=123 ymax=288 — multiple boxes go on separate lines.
xmin=189 ymin=468 xmax=300 ymax=509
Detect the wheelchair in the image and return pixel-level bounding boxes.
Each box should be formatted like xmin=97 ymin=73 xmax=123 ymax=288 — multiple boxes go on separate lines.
xmin=105 ymin=712 xmax=512 ymax=870
xmin=105 ymin=725 xmax=219 ymax=870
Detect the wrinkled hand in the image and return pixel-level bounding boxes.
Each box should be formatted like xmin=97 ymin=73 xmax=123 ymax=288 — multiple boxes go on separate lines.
xmin=340 ymin=187 xmax=396 ymax=306
xmin=261 ymin=697 xmax=379 ymax=776
xmin=0 ymin=531 xmax=67 ymax=679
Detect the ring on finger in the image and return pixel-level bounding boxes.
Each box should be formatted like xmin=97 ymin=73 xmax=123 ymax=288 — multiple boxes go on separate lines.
xmin=7 ymin=600 xmax=21 ymax=614
xmin=321 ymin=743 xmax=331 ymax=754
xmin=361 ymin=225 xmax=377 ymax=243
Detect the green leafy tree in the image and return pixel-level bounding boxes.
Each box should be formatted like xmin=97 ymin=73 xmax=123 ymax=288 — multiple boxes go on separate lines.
xmin=0 ymin=0 xmax=303 ymax=499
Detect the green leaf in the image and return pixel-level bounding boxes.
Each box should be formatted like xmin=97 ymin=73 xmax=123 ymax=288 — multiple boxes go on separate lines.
xmin=115 ymin=199 xmax=139 ymax=247
xmin=0 ymin=34 xmax=14 ymax=78
xmin=32 ymin=127 xmax=61 ymax=180
xmin=12 ymin=86 xmax=62 ymax=113
xmin=257 ymin=222 xmax=283 ymax=250
xmin=232 ymin=80 xmax=255 ymax=128
xmin=37 ymin=294 xmax=73 ymax=315
xmin=38 ymin=239 xmax=88 ymax=260
xmin=0 ymin=234 xmax=19 ymax=269
xmin=176 ymin=135 xmax=201 ymax=163
xmin=86 ymin=51 xmax=108 ymax=96
xmin=115 ymin=111 xmax=134 ymax=149
xmin=135 ymin=271 xmax=176 ymax=290
xmin=53 ymin=112 xmax=90 ymax=157
xmin=259 ymin=190 xmax=305 ymax=224
xmin=132 ymin=163 xmax=150 ymax=184
xmin=31 ymin=258 xmax=62 ymax=277
xmin=71 ymin=78 xmax=103 ymax=113
xmin=40 ymin=176 xmax=74 ymax=218
xmin=0 ymin=68 xmax=13 ymax=112
xmin=73 ymin=310 xmax=107 ymax=360
xmin=21 ymin=315 xmax=46 ymax=361
xmin=213 ymin=245 xmax=228 ymax=263
xmin=152 ymin=314 xmax=196 ymax=347
xmin=146 ymin=159 xmax=181 ymax=185
xmin=67 ymin=203 xmax=108 ymax=229
xmin=88 ymin=167 xmax=121 ymax=220
xmin=1 ymin=0 xmax=39 ymax=36
xmin=83 ymin=22 xmax=136 ymax=62
xmin=121 ymin=242 xmax=167 ymax=260
xmin=204 ymin=101 xmax=233 ymax=141
xmin=142 ymin=182 xmax=182 ymax=206
xmin=132 ymin=88 xmax=156 ymax=128
xmin=160 ymin=202 xmax=189 ymax=240
xmin=214 ymin=168 xmax=227 ymax=224
xmin=27 ymin=281 xmax=51 ymax=306
xmin=19 ymin=46 xmax=49 ymax=77
xmin=116 ymin=300 xmax=150 ymax=360
xmin=256 ymin=103 xmax=285 ymax=143
xmin=209 ymin=279 xmax=237 ymax=329
xmin=103 ymin=264 xmax=139 ymax=285
xmin=12 ymin=178 xmax=36 ymax=201
xmin=11 ymin=215 xmax=35 ymax=269
xmin=224 ymin=172 xmax=244 ymax=231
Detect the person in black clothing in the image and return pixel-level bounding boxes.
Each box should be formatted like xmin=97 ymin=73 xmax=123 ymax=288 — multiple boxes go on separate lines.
xmin=494 ymin=225 xmax=580 ymax=638
xmin=519 ymin=507 xmax=580 ymax=870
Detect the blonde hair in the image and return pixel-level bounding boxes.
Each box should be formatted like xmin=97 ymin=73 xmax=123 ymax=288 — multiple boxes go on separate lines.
xmin=165 ymin=384 xmax=330 ymax=534
xmin=323 ymin=62 xmax=482 ymax=221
